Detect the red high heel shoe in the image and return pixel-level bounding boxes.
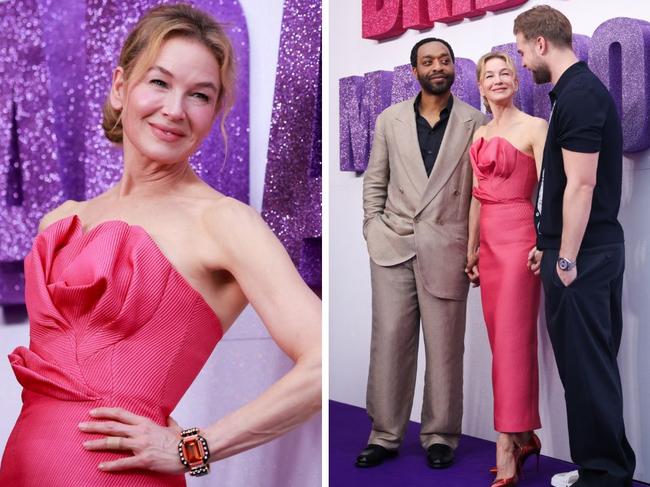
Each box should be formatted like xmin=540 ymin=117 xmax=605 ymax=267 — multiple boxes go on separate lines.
xmin=489 ymin=433 xmax=541 ymax=475
xmin=491 ymin=474 xmax=518 ymax=487
xmin=491 ymin=446 xmax=519 ymax=487
xmin=517 ymin=432 xmax=541 ymax=472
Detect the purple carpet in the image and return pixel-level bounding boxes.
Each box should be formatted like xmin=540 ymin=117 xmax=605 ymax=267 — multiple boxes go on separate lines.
xmin=329 ymin=401 xmax=647 ymax=486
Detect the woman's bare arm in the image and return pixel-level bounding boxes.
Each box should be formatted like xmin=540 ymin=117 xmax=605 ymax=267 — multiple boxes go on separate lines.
xmin=199 ymin=201 xmax=321 ymax=459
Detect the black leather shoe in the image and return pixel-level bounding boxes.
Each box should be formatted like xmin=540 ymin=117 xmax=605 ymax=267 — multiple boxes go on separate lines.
xmin=355 ymin=444 xmax=398 ymax=468
xmin=426 ymin=443 xmax=454 ymax=469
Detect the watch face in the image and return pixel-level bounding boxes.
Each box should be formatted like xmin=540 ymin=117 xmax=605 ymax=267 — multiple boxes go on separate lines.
xmin=558 ymin=258 xmax=568 ymax=270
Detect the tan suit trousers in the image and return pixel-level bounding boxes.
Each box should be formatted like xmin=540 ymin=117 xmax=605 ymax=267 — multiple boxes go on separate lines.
xmin=366 ymin=256 xmax=466 ymax=450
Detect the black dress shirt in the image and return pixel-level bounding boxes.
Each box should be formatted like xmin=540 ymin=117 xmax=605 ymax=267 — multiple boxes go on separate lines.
xmin=414 ymin=94 xmax=453 ymax=177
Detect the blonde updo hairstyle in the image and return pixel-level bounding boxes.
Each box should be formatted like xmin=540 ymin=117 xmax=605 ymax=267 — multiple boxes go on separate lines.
xmin=475 ymin=51 xmax=518 ymax=114
xmin=102 ymin=3 xmax=236 ymax=143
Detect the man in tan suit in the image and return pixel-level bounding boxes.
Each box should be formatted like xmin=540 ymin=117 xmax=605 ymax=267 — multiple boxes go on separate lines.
xmin=356 ymin=38 xmax=487 ymax=469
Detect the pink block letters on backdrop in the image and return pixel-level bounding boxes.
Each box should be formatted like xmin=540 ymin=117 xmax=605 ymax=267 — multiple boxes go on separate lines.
xmin=427 ymin=0 xmax=485 ymax=24
xmin=362 ymin=0 xmax=528 ymax=40
xmin=475 ymin=0 xmax=528 ymax=12
xmin=362 ymin=0 xmax=403 ymax=40
xmin=402 ymin=0 xmax=431 ymax=30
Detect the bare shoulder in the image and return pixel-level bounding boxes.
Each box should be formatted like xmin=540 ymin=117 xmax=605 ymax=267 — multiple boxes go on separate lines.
xmin=38 ymin=200 xmax=82 ymax=232
xmin=523 ymin=113 xmax=548 ymax=132
xmin=525 ymin=115 xmax=548 ymax=148
xmin=203 ymin=196 xmax=262 ymax=229
xmin=472 ymin=123 xmax=488 ymax=142
xmin=199 ymin=197 xmax=272 ymax=259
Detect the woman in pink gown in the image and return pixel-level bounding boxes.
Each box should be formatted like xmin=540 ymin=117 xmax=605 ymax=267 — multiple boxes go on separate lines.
xmin=0 ymin=5 xmax=321 ymax=486
xmin=465 ymin=52 xmax=546 ymax=487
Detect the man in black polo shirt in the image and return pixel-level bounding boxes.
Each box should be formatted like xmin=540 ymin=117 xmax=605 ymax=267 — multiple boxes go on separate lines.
xmin=514 ymin=6 xmax=636 ymax=487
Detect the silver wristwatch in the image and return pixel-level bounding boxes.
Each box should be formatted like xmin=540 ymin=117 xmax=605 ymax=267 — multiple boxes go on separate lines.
xmin=557 ymin=256 xmax=576 ymax=271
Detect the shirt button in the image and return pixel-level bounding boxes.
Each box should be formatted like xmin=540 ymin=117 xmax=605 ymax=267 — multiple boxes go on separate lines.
xmin=427 ymin=150 xmax=432 ymax=155
xmin=453 ymin=190 xmax=460 ymax=196
xmin=436 ymin=218 xmax=444 ymax=225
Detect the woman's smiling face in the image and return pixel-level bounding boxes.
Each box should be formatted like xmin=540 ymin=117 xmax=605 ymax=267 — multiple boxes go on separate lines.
xmin=480 ymin=57 xmax=517 ymax=107
xmin=111 ymin=36 xmax=221 ymax=164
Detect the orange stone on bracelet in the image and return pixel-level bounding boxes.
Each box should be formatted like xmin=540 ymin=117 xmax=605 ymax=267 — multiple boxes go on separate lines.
xmin=183 ymin=440 xmax=203 ymax=464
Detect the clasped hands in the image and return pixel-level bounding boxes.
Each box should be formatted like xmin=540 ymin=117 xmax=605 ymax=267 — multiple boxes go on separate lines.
xmin=465 ymin=249 xmax=480 ymax=286
xmin=79 ymin=407 xmax=186 ymax=473
xmin=468 ymin=246 xmax=564 ymax=285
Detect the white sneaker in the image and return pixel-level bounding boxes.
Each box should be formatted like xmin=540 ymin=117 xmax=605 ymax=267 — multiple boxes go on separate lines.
xmin=551 ymin=470 xmax=579 ymax=487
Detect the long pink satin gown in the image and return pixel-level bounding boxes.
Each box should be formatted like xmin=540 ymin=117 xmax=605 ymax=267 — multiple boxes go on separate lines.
xmin=0 ymin=215 xmax=223 ymax=486
xmin=470 ymin=136 xmax=541 ymax=433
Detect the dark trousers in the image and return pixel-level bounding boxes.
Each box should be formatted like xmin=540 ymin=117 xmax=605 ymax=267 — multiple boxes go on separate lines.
xmin=540 ymin=244 xmax=635 ymax=487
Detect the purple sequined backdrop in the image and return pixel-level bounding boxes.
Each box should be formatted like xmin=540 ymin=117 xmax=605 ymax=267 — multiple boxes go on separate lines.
xmin=589 ymin=17 xmax=650 ymax=153
xmin=0 ymin=0 xmax=250 ymax=305
xmin=0 ymin=1 xmax=63 ymax=305
xmin=340 ymin=18 xmax=650 ymax=172
xmin=261 ymin=0 xmax=322 ymax=289
xmin=339 ymin=57 xmax=479 ymax=173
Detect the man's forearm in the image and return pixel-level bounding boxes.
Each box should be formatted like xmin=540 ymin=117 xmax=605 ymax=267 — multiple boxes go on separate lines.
xmin=362 ymin=180 xmax=387 ymax=221
xmin=559 ymin=182 xmax=594 ymax=260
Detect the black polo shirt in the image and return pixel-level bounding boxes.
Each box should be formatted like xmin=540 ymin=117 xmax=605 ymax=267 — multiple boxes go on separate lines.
xmin=414 ymin=94 xmax=453 ymax=177
xmin=535 ymin=61 xmax=624 ymax=250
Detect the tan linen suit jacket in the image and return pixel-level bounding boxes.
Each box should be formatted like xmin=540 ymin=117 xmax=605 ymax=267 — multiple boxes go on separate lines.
xmin=363 ymin=95 xmax=488 ymax=301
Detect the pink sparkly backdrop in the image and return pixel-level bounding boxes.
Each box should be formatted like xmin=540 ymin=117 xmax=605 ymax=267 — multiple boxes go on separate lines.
xmin=340 ymin=17 xmax=650 ymax=172
xmin=361 ymin=0 xmax=529 ymax=40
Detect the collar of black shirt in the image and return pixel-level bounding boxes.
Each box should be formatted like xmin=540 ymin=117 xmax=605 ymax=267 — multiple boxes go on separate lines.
xmin=549 ymin=61 xmax=588 ymax=102
xmin=414 ymin=92 xmax=454 ymax=121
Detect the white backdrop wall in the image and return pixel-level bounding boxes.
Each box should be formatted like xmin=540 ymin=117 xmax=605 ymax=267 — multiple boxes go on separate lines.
xmin=0 ymin=1 xmax=322 ymax=486
xmin=329 ymin=0 xmax=649 ymax=482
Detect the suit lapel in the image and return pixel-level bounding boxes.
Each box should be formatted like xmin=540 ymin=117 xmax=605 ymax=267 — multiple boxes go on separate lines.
xmin=416 ymin=97 xmax=472 ymax=214
xmin=393 ymin=97 xmax=428 ymax=197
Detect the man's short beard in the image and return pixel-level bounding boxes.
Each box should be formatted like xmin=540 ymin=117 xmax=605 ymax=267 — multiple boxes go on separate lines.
xmin=419 ymin=72 xmax=455 ymax=95
xmin=531 ymin=63 xmax=551 ymax=84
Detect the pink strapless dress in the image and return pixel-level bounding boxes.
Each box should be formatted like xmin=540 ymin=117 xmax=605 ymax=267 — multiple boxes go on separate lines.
xmin=470 ymin=137 xmax=541 ymax=432
xmin=0 ymin=215 xmax=223 ymax=486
